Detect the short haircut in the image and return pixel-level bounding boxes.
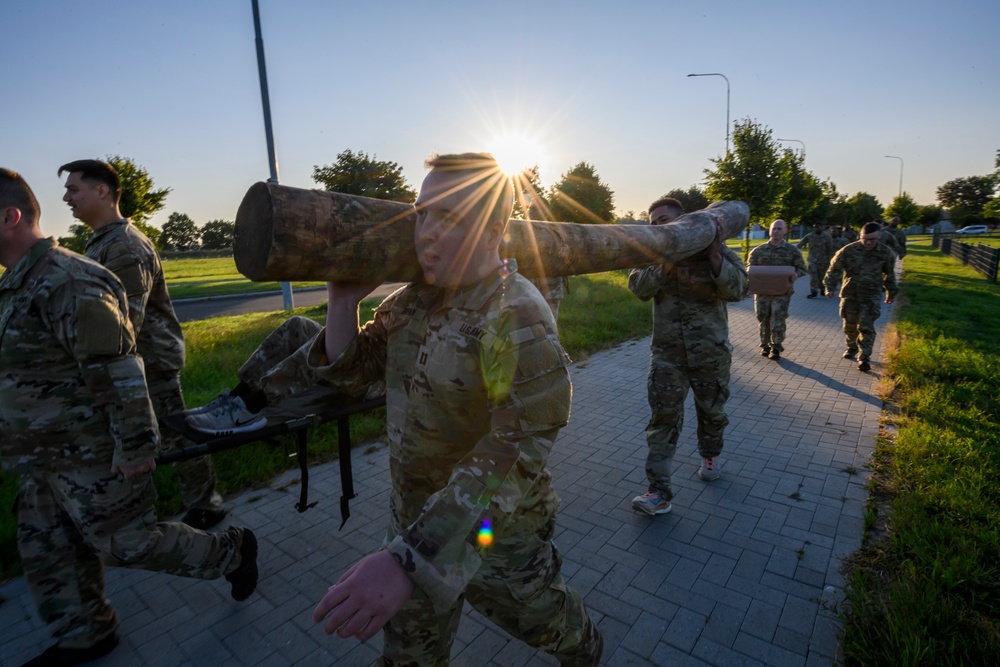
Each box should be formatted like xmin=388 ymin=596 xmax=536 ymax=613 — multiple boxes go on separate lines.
xmin=0 ymin=168 xmax=41 ymax=224
xmin=861 ymin=222 xmax=881 ymax=235
xmin=58 ymin=159 xmax=122 ymax=204
xmin=647 ymin=197 xmax=683 ymax=217
xmin=424 ymin=152 xmax=514 ymax=227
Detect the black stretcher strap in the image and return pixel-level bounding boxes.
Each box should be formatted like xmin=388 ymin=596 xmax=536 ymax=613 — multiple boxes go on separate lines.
xmin=156 ymin=390 xmax=385 ymax=529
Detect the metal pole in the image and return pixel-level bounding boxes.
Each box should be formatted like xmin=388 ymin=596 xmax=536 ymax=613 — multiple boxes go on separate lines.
xmin=688 ymin=73 xmax=730 ymax=155
xmin=885 ymin=155 xmax=903 ymax=198
xmin=252 ymin=0 xmax=294 ymax=310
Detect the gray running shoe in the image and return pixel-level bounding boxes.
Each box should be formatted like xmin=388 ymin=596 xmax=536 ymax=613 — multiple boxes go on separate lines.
xmin=185 ymin=395 xmax=267 ymax=436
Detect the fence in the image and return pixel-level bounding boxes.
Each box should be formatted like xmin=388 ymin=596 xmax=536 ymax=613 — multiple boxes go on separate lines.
xmin=932 ymin=234 xmax=1000 ymax=283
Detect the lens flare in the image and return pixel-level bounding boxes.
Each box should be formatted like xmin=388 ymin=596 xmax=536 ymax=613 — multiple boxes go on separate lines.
xmin=477 ymin=518 xmax=494 ymax=548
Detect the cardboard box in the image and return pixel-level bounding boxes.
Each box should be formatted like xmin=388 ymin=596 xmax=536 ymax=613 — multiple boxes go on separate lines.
xmin=748 ymin=265 xmax=797 ymax=295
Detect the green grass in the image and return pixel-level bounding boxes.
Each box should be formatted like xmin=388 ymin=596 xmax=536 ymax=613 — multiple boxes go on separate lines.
xmin=161 ymin=256 xmax=326 ymax=299
xmin=840 ymin=241 xmax=1000 ymax=665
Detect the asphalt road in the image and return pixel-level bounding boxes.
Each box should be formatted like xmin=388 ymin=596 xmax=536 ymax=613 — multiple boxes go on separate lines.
xmin=173 ymin=283 xmax=407 ymax=322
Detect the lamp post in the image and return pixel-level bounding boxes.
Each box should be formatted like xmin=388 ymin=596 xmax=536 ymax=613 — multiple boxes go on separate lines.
xmin=777 ymin=138 xmax=806 ymax=159
xmin=687 ymin=73 xmax=730 ymax=155
xmin=251 ymin=0 xmax=293 ymax=310
xmin=885 ymin=155 xmax=903 ymax=198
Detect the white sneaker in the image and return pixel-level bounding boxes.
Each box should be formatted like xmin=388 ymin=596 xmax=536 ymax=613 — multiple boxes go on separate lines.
xmin=185 ymin=395 xmax=267 ymax=436
xmin=698 ymin=457 xmax=721 ymax=481
xmin=631 ymin=491 xmax=672 ymax=516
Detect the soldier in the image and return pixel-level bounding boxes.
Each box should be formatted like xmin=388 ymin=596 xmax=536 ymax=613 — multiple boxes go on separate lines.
xmin=797 ymin=223 xmax=835 ymax=298
xmin=0 ymin=168 xmax=257 ymax=666
xmin=824 ymin=222 xmax=898 ymax=372
xmin=58 ymin=159 xmax=228 ymax=529
xmin=887 ymin=216 xmax=908 ymax=259
xmin=879 ymin=219 xmax=900 ymax=257
xmin=309 ymin=153 xmax=602 ymax=665
xmin=525 ymin=202 xmax=569 ymax=320
xmin=747 ymin=219 xmax=808 ymax=360
xmin=628 ymin=197 xmax=748 ymax=516
xmin=842 ymin=225 xmax=858 ymax=242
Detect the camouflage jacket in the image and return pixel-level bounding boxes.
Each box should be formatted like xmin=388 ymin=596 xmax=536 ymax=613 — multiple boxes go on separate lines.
xmin=307 ymin=260 xmax=570 ymax=609
xmin=0 ymin=238 xmax=159 ymax=474
xmin=86 ymin=219 xmax=185 ymax=373
xmin=824 ymin=241 xmax=899 ymax=302
xmin=886 ymin=227 xmax=907 ymax=256
xmin=797 ymin=231 xmax=835 ymax=264
xmin=747 ymin=241 xmax=808 ymax=295
xmin=628 ymin=247 xmax=747 ymax=364
xmin=880 ymin=231 xmax=899 ymax=257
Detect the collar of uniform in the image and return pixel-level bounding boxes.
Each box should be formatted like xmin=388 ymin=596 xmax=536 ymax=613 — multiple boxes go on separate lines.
xmin=436 ymin=258 xmax=518 ymax=312
xmin=85 ymin=218 xmax=129 ymax=250
xmin=0 ymin=237 xmax=57 ymax=290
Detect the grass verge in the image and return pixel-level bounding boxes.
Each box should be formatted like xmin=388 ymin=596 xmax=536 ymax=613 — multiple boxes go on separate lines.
xmin=840 ymin=242 xmax=1000 ymax=664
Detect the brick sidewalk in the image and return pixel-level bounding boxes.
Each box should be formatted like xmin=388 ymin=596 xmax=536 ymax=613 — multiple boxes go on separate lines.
xmin=1 ymin=278 xmax=891 ymax=666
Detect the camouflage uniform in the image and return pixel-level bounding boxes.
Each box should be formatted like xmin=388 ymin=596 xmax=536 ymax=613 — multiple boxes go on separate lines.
xmin=880 ymin=229 xmax=899 ymax=258
xmin=824 ymin=241 xmax=898 ymax=361
xmin=797 ymin=229 xmax=835 ymax=295
xmin=886 ymin=226 xmax=907 ymax=258
xmin=843 ymin=227 xmax=858 ymax=242
xmin=306 ymin=260 xmax=601 ymax=666
xmin=747 ymin=241 xmax=807 ymax=353
xmin=529 ymin=276 xmax=568 ymax=320
xmin=0 ymin=239 xmax=243 ymax=650
xmin=86 ymin=219 xmax=222 ymax=513
xmin=234 ymin=315 xmax=326 ymax=402
xmin=629 ymin=247 xmax=748 ymax=500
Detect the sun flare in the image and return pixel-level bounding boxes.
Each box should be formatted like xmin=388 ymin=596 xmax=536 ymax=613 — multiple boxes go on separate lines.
xmin=486 ymin=133 xmax=547 ymax=178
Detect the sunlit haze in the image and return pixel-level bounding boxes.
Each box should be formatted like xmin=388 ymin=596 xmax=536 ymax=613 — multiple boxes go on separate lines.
xmin=3 ymin=0 xmax=998 ymax=240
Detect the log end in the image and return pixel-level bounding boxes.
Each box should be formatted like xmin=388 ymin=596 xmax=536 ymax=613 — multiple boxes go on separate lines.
xmin=234 ymin=182 xmax=275 ymax=281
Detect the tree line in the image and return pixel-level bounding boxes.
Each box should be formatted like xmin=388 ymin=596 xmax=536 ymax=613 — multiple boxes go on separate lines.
xmin=59 ymin=137 xmax=999 ymax=255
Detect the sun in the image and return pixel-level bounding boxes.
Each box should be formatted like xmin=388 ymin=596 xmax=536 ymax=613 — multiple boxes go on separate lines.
xmin=486 ymin=132 xmax=547 ymax=178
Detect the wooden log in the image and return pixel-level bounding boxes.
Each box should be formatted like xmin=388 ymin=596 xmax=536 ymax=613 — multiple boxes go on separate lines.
xmin=234 ymin=181 xmax=750 ymax=282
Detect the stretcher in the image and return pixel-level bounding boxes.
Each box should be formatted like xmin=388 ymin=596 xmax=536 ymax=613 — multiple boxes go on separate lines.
xmin=157 ymin=387 xmax=386 ymax=529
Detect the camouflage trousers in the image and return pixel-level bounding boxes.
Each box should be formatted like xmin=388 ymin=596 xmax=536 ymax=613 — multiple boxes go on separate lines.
xmin=754 ymin=294 xmax=792 ymax=351
xmin=17 ymin=463 xmax=242 ymax=648
xmin=148 ymin=370 xmax=223 ymax=512
xmin=528 ymin=276 xmax=567 ymax=321
xmin=644 ymin=353 xmax=731 ymax=499
xmin=840 ymin=298 xmax=882 ymax=360
xmin=809 ymin=259 xmax=831 ymax=294
xmin=237 ymin=316 xmax=322 ymax=404
xmin=379 ymin=516 xmax=601 ymax=666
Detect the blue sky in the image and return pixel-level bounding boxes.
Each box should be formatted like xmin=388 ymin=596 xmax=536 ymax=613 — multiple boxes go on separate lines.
xmin=3 ymin=0 xmax=998 ymax=239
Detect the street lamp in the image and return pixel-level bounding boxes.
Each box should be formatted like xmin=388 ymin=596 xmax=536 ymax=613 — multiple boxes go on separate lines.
xmin=777 ymin=138 xmax=806 ymax=159
xmin=885 ymin=155 xmax=903 ymax=198
xmin=687 ymin=73 xmax=730 ymax=155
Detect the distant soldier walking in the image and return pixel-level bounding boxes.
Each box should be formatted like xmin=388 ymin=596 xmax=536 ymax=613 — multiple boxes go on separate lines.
xmin=747 ymin=219 xmax=807 ymax=360
xmin=887 ymin=216 xmax=907 ymax=259
xmin=798 ymin=223 xmax=834 ymax=298
xmin=825 ymin=222 xmax=898 ymax=372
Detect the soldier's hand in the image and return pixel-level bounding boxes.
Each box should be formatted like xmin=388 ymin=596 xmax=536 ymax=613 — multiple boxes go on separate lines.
xmin=885 ymin=297 xmax=893 ymax=304
xmin=313 ymin=549 xmax=413 ymax=641
xmin=112 ymin=456 xmax=157 ymax=480
xmin=826 ymin=292 xmax=836 ymax=299
xmin=326 ymin=281 xmax=382 ymax=306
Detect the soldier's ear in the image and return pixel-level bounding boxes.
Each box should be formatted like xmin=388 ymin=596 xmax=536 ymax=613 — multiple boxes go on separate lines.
xmin=1 ymin=205 xmax=23 ymax=229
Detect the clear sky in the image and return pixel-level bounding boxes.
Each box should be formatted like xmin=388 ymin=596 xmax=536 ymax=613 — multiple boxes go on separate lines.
xmin=3 ymin=0 xmax=998 ymax=239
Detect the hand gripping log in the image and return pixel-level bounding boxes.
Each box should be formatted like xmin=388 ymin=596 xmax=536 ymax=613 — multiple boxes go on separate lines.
xmin=234 ymin=181 xmax=750 ymax=282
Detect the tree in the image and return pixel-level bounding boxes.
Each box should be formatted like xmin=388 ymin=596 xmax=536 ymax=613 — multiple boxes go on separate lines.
xmin=846 ymin=192 xmax=883 ymax=227
xmin=935 ymin=175 xmax=996 ymax=213
xmin=983 ymin=199 xmax=1000 ymax=221
xmin=703 ymin=118 xmax=785 ymax=255
xmin=159 ymin=213 xmax=200 ymax=251
xmin=883 ymin=193 xmax=920 ymax=227
xmin=547 ymin=162 xmax=616 ymax=224
xmin=916 ymin=204 xmax=944 ymax=229
xmin=312 ymin=149 xmax=416 ymax=203
xmin=57 ymin=224 xmax=92 ymax=254
xmin=659 ymin=186 xmax=710 ymax=213
xmin=774 ymin=150 xmax=827 ymax=227
xmin=200 ymin=220 xmax=235 ymax=250
xmin=510 ymin=165 xmax=545 ymax=220
xmin=106 ymin=154 xmax=169 ymax=244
